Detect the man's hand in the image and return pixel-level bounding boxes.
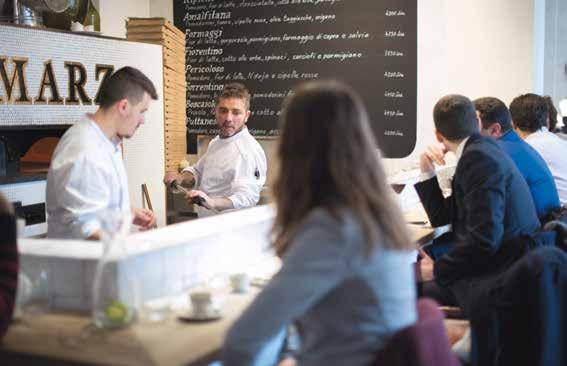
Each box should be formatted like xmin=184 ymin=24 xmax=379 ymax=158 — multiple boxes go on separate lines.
xmin=417 ymin=247 xmax=435 ymax=282
xmin=86 ymin=231 xmax=101 ymax=241
xmin=278 ymin=357 xmax=297 ymax=366
xmin=187 ymin=190 xmax=234 ymax=212
xmin=164 ymin=171 xmax=195 ymax=189
xmin=163 ymin=171 xmax=182 ymax=186
xmin=419 ymin=143 xmax=448 ymax=175
xmin=187 ymin=190 xmax=213 ymax=208
xmin=132 ymin=208 xmax=156 ymax=230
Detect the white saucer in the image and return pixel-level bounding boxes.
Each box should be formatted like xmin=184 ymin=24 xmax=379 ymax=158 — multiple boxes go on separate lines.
xmin=177 ymin=308 xmax=222 ymax=322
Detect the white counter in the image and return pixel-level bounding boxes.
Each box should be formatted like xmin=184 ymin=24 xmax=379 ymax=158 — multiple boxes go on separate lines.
xmin=18 ymin=205 xmax=276 ymax=312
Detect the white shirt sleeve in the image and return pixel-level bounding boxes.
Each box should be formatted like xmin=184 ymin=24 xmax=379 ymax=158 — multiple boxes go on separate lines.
xmin=418 ymin=170 xmax=436 ymax=182
xmin=183 ymin=153 xmax=206 ymax=188
xmin=53 ymin=153 xmax=112 ymax=238
xmin=227 ymin=152 xmax=266 ymax=210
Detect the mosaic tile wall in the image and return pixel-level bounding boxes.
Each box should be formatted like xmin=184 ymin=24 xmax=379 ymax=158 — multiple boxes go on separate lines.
xmin=0 ymin=24 xmax=167 ymax=227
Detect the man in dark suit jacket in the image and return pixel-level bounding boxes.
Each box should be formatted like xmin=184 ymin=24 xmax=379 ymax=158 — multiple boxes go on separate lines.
xmin=474 ymin=97 xmax=560 ymax=221
xmin=415 ymin=94 xmax=542 ymax=312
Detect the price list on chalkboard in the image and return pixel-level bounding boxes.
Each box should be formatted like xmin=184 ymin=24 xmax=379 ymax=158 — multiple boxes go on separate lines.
xmin=174 ymin=0 xmax=416 ymax=158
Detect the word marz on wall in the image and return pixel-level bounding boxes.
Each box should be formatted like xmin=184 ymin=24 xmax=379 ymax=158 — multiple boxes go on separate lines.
xmin=0 ymin=56 xmax=114 ymax=105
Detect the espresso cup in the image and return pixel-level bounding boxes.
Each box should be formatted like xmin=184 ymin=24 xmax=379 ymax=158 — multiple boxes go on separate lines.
xmin=190 ymin=291 xmax=213 ymax=317
xmin=230 ymin=273 xmax=250 ymax=294
xmin=70 ymin=22 xmax=84 ymax=32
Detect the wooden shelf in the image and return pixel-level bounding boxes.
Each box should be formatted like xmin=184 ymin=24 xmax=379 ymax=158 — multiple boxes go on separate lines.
xmin=126 ymin=18 xmax=187 ymax=172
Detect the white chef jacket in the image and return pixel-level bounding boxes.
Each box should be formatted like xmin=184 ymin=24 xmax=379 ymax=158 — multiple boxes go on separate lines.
xmin=184 ymin=127 xmax=267 ymax=217
xmin=46 ymin=116 xmax=130 ymax=239
xmin=525 ymin=128 xmax=567 ymax=204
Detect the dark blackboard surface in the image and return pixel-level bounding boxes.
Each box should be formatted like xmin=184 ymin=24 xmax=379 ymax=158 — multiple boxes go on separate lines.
xmin=174 ymin=0 xmax=416 ymax=158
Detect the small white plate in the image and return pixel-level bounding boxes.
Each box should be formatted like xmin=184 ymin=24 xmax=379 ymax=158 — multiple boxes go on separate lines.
xmin=177 ymin=308 xmax=222 ymax=322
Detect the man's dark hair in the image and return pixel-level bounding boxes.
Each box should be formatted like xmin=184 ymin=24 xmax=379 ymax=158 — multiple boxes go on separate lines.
xmin=509 ymin=93 xmax=548 ymax=133
xmin=543 ymin=95 xmax=558 ymax=132
xmin=216 ymin=83 xmax=251 ymax=110
xmin=98 ymin=67 xmax=158 ymax=109
xmin=433 ymin=94 xmax=479 ymax=140
xmin=474 ymin=97 xmax=513 ymax=132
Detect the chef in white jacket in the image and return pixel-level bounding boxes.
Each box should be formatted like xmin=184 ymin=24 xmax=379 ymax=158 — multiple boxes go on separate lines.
xmin=47 ymin=67 xmax=158 ymax=239
xmin=164 ymin=83 xmax=267 ymax=217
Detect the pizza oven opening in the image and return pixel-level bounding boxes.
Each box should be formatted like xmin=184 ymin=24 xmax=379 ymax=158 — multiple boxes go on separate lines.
xmin=0 ymin=125 xmax=68 ymax=178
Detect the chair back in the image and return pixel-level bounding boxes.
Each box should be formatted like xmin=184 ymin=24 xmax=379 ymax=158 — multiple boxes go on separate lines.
xmin=493 ymin=247 xmax=567 ymax=366
xmin=374 ymin=298 xmax=461 ymax=366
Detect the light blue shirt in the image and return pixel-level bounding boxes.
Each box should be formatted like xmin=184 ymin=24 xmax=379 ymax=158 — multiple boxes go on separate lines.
xmin=223 ymin=208 xmax=417 ymax=366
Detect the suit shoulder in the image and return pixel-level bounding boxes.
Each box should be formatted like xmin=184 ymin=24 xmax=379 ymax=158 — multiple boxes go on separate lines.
xmin=467 ymin=134 xmax=500 ymax=151
xmin=460 ymin=139 xmax=505 ymax=173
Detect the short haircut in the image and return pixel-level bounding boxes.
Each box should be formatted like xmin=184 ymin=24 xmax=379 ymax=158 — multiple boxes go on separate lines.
xmin=474 ymin=97 xmax=513 ymax=132
xmin=509 ymin=93 xmax=548 ymax=133
xmin=98 ymin=66 xmax=158 ymax=109
xmin=216 ymin=83 xmax=251 ymax=110
xmin=433 ymin=94 xmax=479 ymax=140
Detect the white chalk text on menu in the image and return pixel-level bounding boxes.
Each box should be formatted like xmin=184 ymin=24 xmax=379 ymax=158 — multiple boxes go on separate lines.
xmin=174 ymin=0 xmax=417 ymax=158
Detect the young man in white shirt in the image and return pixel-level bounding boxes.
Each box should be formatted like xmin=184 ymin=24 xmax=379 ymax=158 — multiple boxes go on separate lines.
xmin=510 ymin=93 xmax=567 ymax=204
xmin=46 ymin=67 xmax=158 ymax=239
xmin=164 ymin=83 xmax=267 ymax=217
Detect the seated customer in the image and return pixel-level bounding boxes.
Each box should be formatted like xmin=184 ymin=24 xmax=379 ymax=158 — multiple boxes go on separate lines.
xmin=474 ymin=97 xmax=560 ymax=219
xmin=510 ymin=93 xmax=567 ymax=204
xmin=414 ymin=95 xmax=541 ymax=311
xmin=0 ymin=193 xmax=18 ymax=338
xmin=223 ymin=81 xmax=417 ymax=366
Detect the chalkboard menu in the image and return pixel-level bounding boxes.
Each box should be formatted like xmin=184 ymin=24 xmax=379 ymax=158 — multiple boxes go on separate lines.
xmin=174 ymin=0 xmax=417 ymax=158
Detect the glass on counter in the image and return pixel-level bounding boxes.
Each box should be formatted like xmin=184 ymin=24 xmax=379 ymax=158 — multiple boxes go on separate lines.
xmin=92 ymin=210 xmax=139 ymax=329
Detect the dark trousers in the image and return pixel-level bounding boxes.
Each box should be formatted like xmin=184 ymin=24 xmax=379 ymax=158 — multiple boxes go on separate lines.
xmin=418 ymin=230 xmax=558 ymax=309
xmin=417 ymin=280 xmax=458 ymax=307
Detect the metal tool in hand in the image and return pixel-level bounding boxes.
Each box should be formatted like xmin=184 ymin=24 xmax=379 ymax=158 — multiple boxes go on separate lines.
xmin=169 ymin=181 xmax=220 ymax=214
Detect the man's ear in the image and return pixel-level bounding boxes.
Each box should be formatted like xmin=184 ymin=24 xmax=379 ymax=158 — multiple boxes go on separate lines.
xmin=489 ymin=122 xmax=502 ymax=137
xmin=244 ymin=110 xmax=251 ymax=123
xmin=116 ymin=98 xmax=129 ymax=115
